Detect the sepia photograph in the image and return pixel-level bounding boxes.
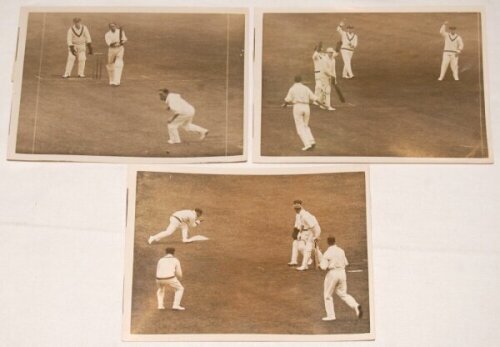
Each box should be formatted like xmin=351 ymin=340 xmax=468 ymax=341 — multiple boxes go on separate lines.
xmin=254 ymin=9 xmax=491 ymax=163
xmin=123 ymin=166 xmax=374 ymax=341
xmin=8 ymin=8 xmax=247 ymax=163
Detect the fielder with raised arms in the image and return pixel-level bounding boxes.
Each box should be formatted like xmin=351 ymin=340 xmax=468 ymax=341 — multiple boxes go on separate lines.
xmin=105 ymin=23 xmax=127 ymax=86
xmin=438 ymin=21 xmax=464 ymax=81
xmin=336 ymin=21 xmax=358 ymax=79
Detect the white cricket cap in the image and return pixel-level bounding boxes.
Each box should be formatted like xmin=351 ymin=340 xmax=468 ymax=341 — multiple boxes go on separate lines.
xmin=326 ymin=47 xmax=335 ymax=53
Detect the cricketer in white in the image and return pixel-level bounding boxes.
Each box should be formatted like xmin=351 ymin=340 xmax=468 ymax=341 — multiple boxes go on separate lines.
xmin=319 ymin=236 xmax=362 ymax=321
xmin=148 ymin=208 xmax=208 ymax=244
xmin=438 ymin=21 xmax=464 ymax=81
xmin=282 ymin=76 xmax=320 ymax=151
xmin=158 ymin=89 xmax=209 ymax=145
xmin=337 ymin=21 xmax=358 ymax=79
xmin=156 ymin=247 xmax=185 ymax=310
xmin=104 ymin=23 xmax=127 ymax=86
xmin=63 ymin=17 xmax=93 ymax=78
xmin=290 ymin=200 xmax=321 ymax=271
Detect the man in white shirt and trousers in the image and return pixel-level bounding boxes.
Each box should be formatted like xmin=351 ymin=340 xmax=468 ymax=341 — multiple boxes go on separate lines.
xmin=288 ymin=200 xmax=322 ymax=271
xmin=282 ymin=75 xmax=323 ymax=151
xmin=156 ymin=247 xmax=185 ymax=310
xmin=63 ymin=17 xmax=93 ymax=78
xmin=438 ymin=21 xmax=464 ymax=81
xmin=148 ymin=208 xmax=208 ymax=244
xmin=158 ymin=88 xmax=209 ymax=145
xmin=337 ymin=21 xmax=358 ymax=79
xmin=105 ymin=23 xmax=127 ymax=86
xmin=319 ymin=236 xmax=362 ymax=321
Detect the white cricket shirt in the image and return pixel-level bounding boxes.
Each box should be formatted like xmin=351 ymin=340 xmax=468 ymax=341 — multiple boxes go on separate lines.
xmin=284 ymin=83 xmax=317 ymax=105
xmin=440 ymin=25 xmax=464 ymax=53
xmin=67 ymin=25 xmax=91 ymax=46
xmin=312 ymin=51 xmax=326 ymax=72
xmin=165 ymin=93 xmax=195 ymax=115
xmin=105 ymin=29 xmax=128 ymax=47
xmin=172 ymin=209 xmax=200 ymax=227
xmin=156 ymin=254 xmax=182 ymax=278
xmin=337 ymin=26 xmax=358 ymax=51
xmin=320 ymin=245 xmax=349 ymax=271
xmin=294 ymin=208 xmax=319 ymax=230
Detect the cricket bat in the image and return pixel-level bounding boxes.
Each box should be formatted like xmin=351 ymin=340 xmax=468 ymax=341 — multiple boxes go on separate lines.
xmin=332 ymin=78 xmax=346 ymax=103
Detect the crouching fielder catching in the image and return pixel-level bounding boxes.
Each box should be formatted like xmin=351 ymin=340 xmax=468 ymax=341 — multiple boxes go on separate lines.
xmin=319 ymin=236 xmax=362 ymax=321
xmin=158 ymin=89 xmax=209 ymax=144
xmin=156 ymin=247 xmax=185 ymax=310
xmin=105 ymin=23 xmax=127 ymax=86
xmin=148 ymin=208 xmax=207 ymax=244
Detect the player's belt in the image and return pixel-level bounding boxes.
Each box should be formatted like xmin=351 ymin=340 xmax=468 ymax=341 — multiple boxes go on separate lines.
xmin=341 ymin=47 xmax=355 ymax=51
xmin=172 ymin=215 xmax=182 ymax=223
xmin=156 ymin=276 xmax=176 ymax=280
xmin=444 ymin=50 xmax=458 ymax=53
xmin=328 ymin=267 xmax=345 ymax=271
xmin=314 ymin=70 xmax=320 ymax=73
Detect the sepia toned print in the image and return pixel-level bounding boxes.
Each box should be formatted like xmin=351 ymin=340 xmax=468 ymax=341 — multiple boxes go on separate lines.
xmin=255 ymin=10 xmax=491 ymax=163
xmin=123 ymin=167 xmax=374 ymax=341
xmin=8 ymin=8 xmax=247 ymax=163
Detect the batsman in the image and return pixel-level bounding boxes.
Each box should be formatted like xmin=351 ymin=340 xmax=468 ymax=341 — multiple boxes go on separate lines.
xmin=104 ymin=23 xmax=127 ymax=86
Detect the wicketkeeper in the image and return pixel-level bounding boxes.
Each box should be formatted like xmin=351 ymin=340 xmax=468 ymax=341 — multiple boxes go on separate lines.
xmin=62 ymin=17 xmax=93 ymax=78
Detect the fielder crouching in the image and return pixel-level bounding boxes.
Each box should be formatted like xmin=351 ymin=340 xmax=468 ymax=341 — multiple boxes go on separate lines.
xmin=105 ymin=23 xmax=127 ymax=86
xmin=156 ymin=247 xmax=185 ymax=311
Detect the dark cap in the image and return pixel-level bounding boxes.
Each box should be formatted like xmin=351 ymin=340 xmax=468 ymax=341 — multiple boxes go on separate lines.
xmin=194 ymin=208 xmax=203 ymax=215
xmin=158 ymin=88 xmax=169 ymax=94
xmin=347 ymin=25 xmax=354 ymax=29
xmin=294 ymin=75 xmax=302 ymax=83
xmin=449 ymin=26 xmax=457 ymax=30
xmin=165 ymin=247 xmax=175 ymax=254
xmin=73 ymin=17 xmax=82 ymax=23
xmin=327 ymin=236 xmax=336 ymax=245
xmin=293 ymin=200 xmax=303 ymax=208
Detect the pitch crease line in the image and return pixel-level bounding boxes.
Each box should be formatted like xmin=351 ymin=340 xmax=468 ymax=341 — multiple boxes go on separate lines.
xmin=32 ymin=13 xmax=47 ymax=154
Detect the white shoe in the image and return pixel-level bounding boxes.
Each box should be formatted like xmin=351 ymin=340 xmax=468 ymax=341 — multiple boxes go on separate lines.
xmin=148 ymin=236 xmax=154 ymax=245
xmin=172 ymin=306 xmax=185 ymax=311
xmin=302 ymin=145 xmax=313 ymax=151
xmin=437 ymin=78 xmax=443 ymax=81
xmin=62 ymin=74 xmax=70 ymax=78
xmin=158 ymin=306 xmax=165 ymax=310
xmin=307 ymin=258 xmax=313 ymax=265
xmin=288 ymin=262 xmax=298 ymax=266
xmin=296 ymin=266 xmax=308 ymax=271
xmin=200 ymin=130 xmax=209 ymax=140
xmin=78 ymin=75 xmax=85 ymax=78
xmin=327 ymin=106 xmax=336 ymax=111
xmin=322 ymin=316 xmax=336 ymax=321
xmin=168 ymin=140 xmax=180 ymax=145
xmin=182 ymin=239 xmax=193 ymax=243
xmin=355 ymin=304 xmax=363 ymax=319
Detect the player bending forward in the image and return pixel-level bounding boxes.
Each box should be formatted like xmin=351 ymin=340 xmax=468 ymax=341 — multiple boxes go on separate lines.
xmin=282 ymin=76 xmax=323 ymax=151
xmin=438 ymin=21 xmax=464 ymax=81
xmin=319 ymin=236 xmax=362 ymax=321
xmin=288 ymin=200 xmax=321 ymax=271
xmin=156 ymin=247 xmax=185 ymax=310
xmin=148 ymin=208 xmax=208 ymax=244
xmin=62 ymin=17 xmax=93 ymax=78
xmin=158 ymin=88 xmax=209 ymax=145
xmin=105 ymin=23 xmax=127 ymax=86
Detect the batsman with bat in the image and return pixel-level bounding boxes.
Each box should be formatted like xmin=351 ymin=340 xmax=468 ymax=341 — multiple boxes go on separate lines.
xmin=289 ymin=200 xmax=322 ymax=271
xmin=105 ymin=23 xmax=127 ymax=86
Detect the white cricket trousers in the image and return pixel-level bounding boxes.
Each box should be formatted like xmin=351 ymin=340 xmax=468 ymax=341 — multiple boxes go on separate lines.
xmin=290 ymin=239 xmax=306 ymax=264
xmin=439 ymin=52 xmax=459 ymax=80
xmin=106 ymin=46 xmax=125 ymax=85
xmin=324 ymin=269 xmax=359 ymax=319
xmin=341 ymin=49 xmax=354 ymax=78
xmin=151 ymin=216 xmax=189 ymax=242
xmin=300 ymin=225 xmax=321 ymax=268
xmin=156 ymin=277 xmax=184 ymax=308
xmin=167 ymin=107 xmax=207 ymax=144
xmin=292 ymin=104 xmax=315 ymax=148
xmin=64 ymin=44 xmax=87 ymax=77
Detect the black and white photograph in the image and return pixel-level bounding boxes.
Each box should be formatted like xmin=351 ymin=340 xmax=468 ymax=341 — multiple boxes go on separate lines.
xmin=254 ymin=9 xmax=492 ymax=163
xmin=123 ymin=166 xmax=374 ymax=341
xmin=8 ymin=8 xmax=247 ymax=163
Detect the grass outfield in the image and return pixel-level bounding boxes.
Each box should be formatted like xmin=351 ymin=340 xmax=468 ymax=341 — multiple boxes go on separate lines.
xmin=261 ymin=13 xmax=487 ymax=158
xmin=16 ymin=13 xmax=245 ymax=157
xmin=130 ymin=172 xmax=370 ymax=335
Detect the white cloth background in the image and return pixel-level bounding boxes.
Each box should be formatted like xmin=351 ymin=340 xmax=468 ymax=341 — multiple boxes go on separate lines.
xmin=0 ymin=0 xmax=499 ymax=346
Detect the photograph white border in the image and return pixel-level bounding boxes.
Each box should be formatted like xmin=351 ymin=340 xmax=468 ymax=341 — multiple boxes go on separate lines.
xmin=122 ymin=165 xmax=375 ymax=342
xmin=7 ymin=7 xmax=249 ymax=164
xmin=252 ymin=6 xmax=493 ymax=164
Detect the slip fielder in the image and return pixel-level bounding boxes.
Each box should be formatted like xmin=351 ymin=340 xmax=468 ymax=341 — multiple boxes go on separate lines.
xmin=320 ymin=236 xmax=362 ymax=321
xmin=438 ymin=21 xmax=464 ymax=81
xmin=156 ymin=247 xmax=185 ymax=311
xmin=105 ymin=23 xmax=127 ymax=86
xmin=148 ymin=208 xmax=206 ymax=244
xmin=62 ymin=17 xmax=93 ymax=78
xmin=282 ymin=75 xmax=321 ymax=151
xmin=336 ymin=21 xmax=358 ymax=79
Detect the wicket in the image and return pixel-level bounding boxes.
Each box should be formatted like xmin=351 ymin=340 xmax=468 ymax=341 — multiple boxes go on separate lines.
xmin=93 ymin=53 xmax=104 ymax=80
